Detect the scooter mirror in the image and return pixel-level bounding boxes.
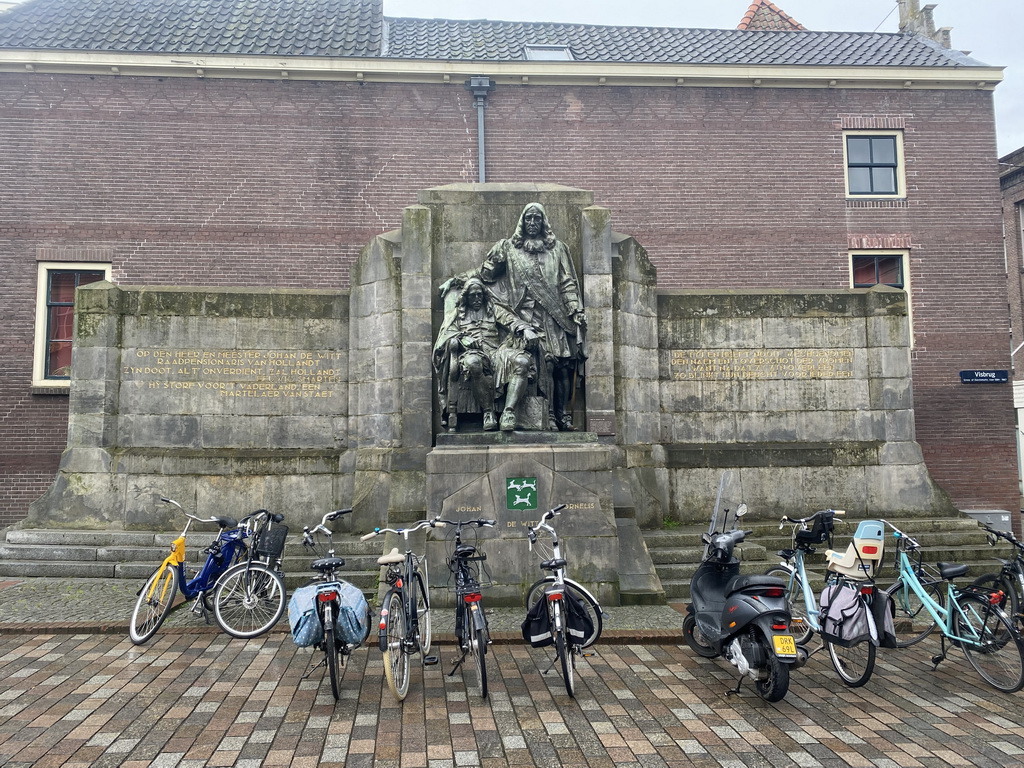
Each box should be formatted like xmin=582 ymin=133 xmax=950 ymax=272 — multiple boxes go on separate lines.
xmin=735 ymin=503 xmax=748 ymax=518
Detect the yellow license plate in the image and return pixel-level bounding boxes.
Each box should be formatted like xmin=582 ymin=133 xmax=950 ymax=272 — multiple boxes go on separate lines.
xmin=773 ymin=634 xmax=797 ymax=658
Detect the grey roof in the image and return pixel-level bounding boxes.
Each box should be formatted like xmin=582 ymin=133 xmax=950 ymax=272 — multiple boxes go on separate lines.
xmin=0 ymin=0 xmax=384 ymax=57
xmin=0 ymin=0 xmax=990 ymax=68
xmin=384 ymin=18 xmax=988 ymax=68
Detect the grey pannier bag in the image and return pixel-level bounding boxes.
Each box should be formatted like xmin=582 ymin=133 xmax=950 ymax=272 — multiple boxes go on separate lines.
xmin=819 ymin=582 xmax=875 ymax=648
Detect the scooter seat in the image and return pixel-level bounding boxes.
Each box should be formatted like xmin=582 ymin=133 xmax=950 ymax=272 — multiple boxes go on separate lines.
xmin=726 ymin=574 xmax=785 ymax=597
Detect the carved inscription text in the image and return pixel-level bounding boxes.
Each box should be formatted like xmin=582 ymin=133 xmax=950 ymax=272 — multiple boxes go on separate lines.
xmin=123 ymin=348 xmax=343 ymax=398
xmin=671 ymin=349 xmax=854 ymax=380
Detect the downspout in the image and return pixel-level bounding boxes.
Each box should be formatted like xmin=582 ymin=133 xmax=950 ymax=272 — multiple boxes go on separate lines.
xmin=466 ymin=77 xmax=495 ymax=183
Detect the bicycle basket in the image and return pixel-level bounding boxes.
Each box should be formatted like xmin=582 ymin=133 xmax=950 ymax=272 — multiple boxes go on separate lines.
xmin=255 ymin=524 xmax=289 ymax=560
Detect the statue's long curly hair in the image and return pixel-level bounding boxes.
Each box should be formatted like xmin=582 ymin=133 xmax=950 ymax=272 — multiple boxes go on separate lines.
xmin=511 ymin=203 xmax=556 ymax=253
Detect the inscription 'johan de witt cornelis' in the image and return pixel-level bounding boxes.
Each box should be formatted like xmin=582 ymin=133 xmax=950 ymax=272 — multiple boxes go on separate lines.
xmin=671 ymin=349 xmax=854 ymax=380
xmin=123 ymin=349 xmax=343 ymax=398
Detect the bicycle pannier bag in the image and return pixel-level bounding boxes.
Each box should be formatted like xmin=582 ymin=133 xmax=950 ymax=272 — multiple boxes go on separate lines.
xmin=869 ymin=589 xmax=899 ymax=649
xmin=332 ymin=580 xmax=370 ymax=647
xmin=522 ymin=596 xmax=553 ymax=647
xmin=565 ymin=592 xmax=595 ymax=646
xmin=819 ymin=582 xmax=874 ymax=648
xmin=288 ymin=584 xmax=323 ymax=647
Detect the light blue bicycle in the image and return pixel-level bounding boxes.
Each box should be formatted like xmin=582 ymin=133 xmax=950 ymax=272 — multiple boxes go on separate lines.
xmin=881 ymin=520 xmax=1024 ymax=693
xmin=768 ymin=509 xmax=885 ymax=687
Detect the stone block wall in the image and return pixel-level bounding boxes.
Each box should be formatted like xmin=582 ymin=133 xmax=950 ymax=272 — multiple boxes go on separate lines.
xmin=658 ymin=287 xmax=954 ymax=521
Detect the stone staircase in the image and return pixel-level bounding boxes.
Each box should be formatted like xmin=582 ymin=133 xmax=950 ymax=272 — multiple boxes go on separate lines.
xmin=0 ymin=527 xmax=384 ymax=600
xmin=644 ymin=514 xmax=999 ymax=603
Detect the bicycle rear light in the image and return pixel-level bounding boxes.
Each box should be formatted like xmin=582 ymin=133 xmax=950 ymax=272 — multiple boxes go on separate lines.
xmin=395 ymin=578 xmax=403 ymax=588
xmin=991 ymin=590 xmax=1005 ymax=606
xmin=318 ymin=590 xmax=338 ymax=602
xmin=379 ymin=607 xmax=388 ymax=630
xmin=547 ymin=591 xmax=564 ymax=602
xmin=860 ymin=586 xmax=874 ymax=595
xmin=463 ymin=593 xmax=482 ymax=603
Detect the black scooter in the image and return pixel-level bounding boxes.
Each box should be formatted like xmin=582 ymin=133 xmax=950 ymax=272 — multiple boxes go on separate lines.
xmin=682 ymin=476 xmax=808 ymax=702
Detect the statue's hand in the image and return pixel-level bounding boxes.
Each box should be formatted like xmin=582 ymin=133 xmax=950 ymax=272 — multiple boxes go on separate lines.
xmin=572 ymin=310 xmax=587 ymax=330
xmin=460 ymin=335 xmax=479 ymax=350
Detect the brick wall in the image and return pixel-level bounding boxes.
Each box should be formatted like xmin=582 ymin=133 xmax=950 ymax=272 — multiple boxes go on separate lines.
xmin=0 ymin=72 xmax=1015 ymax=518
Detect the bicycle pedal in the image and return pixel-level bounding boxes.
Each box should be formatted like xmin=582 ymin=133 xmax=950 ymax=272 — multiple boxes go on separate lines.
xmin=422 ymin=655 xmax=440 ymax=666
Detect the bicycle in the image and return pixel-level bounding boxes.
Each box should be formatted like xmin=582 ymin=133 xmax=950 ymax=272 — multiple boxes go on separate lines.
xmin=290 ymin=508 xmax=371 ymax=700
xmin=971 ymin=525 xmax=1024 ymax=620
xmin=211 ymin=508 xmax=288 ymax=639
xmin=129 ymin=497 xmax=249 ymax=644
xmin=880 ymin=519 xmax=1024 ymax=692
xmin=768 ymin=510 xmax=885 ymax=687
xmin=524 ymin=504 xmax=605 ymax=697
xmin=361 ymin=518 xmax=440 ymax=701
xmin=436 ymin=515 xmax=496 ymax=699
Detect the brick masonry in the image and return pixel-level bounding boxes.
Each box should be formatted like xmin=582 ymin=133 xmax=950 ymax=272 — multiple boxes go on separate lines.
xmin=0 ymin=73 xmax=1015 ymax=521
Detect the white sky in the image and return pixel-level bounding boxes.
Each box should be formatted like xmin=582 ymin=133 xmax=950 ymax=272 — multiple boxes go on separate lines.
xmin=384 ymin=0 xmax=1024 ymax=158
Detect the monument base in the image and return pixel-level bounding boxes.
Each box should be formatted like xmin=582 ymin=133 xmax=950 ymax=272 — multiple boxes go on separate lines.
xmin=425 ymin=442 xmax=663 ymax=607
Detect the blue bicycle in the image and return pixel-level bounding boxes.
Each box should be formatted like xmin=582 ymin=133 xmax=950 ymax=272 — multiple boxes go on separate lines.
xmin=129 ymin=497 xmax=250 ymax=644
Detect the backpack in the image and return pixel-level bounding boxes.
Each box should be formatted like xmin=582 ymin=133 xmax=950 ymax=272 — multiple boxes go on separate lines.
xmin=819 ymin=582 xmax=875 ymax=648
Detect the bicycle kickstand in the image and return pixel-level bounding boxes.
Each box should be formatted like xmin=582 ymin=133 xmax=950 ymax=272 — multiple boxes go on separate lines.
xmin=190 ymin=594 xmax=213 ymax=624
xmin=930 ymin=635 xmax=949 ymax=668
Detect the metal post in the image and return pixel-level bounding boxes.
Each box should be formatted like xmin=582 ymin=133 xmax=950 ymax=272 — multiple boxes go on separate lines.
xmin=465 ymin=77 xmax=494 ymax=183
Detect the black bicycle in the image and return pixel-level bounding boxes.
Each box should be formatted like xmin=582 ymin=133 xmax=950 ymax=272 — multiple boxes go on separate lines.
xmin=362 ymin=518 xmax=439 ymax=701
xmin=211 ymin=508 xmax=288 ymax=639
xmin=972 ymin=525 xmax=1024 ymax=621
xmin=437 ymin=515 xmax=496 ymax=699
xmin=295 ymin=509 xmax=371 ymax=700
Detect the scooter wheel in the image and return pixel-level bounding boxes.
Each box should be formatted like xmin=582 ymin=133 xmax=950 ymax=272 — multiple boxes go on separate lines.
xmin=683 ymin=614 xmax=719 ymax=658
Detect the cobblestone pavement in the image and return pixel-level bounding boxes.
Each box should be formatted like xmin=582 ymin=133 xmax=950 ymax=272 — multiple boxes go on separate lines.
xmin=3 ymin=625 xmax=1024 ymax=767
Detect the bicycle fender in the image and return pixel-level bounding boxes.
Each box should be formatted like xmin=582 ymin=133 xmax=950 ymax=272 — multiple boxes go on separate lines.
xmin=470 ymin=602 xmax=487 ymax=632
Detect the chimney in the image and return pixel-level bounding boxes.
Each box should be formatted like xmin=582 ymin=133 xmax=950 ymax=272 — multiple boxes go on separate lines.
xmin=898 ymin=0 xmax=954 ymax=48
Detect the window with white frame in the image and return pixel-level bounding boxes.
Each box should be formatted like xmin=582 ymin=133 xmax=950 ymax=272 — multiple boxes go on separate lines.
xmin=33 ymin=262 xmax=110 ymax=387
xmin=844 ymin=130 xmax=905 ymax=198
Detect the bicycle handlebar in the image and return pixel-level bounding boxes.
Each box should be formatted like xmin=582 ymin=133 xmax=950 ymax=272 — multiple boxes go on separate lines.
xmin=777 ymin=508 xmax=845 ymax=529
xmin=881 ymin=519 xmax=920 ymax=550
xmin=433 ymin=517 xmax=496 ymax=528
xmin=360 ymin=519 xmax=444 ymax=541
xmin=301 ymin=508 xmax=354 ymax=547
xmin=160 ymin=497 xmax=226 ymax=527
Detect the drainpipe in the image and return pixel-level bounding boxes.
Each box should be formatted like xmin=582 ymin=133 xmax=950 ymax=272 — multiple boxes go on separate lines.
xmin=466 ymin=76 xmax=495 ymax=183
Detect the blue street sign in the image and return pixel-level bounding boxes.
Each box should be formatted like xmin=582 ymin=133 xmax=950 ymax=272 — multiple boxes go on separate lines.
xmin=959 ymin=370 xmax=1009 ymax=384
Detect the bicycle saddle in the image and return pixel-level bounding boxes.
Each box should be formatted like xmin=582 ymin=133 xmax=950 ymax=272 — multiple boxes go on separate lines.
xmin=216 ymin=516 xmax=238 ymax=529
xmin=937 ymin=561 xmax=970 ymax=580
xmin=540 ymin=558 xmax=567 ymax=571
xmin=312 ymin=557 xmax=345 ymax=572
xmin=454 ymin=544 xmax=477 ymax=558
xmin=378 ymin=548 xmax=404 ymax=565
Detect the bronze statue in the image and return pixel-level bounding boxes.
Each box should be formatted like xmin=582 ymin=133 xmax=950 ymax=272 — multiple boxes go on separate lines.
xmin=481 ymin=202 xmax=586 ymax=431
xmin=433 ymin=276 xmax=517 ymax=432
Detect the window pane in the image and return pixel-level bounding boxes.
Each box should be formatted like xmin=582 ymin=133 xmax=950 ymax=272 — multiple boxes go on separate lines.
xmin=50 ymin=306 xmax=75 ymax=341
xmin=852 ymin=258 xmax=877 ymax=286
xmin=877 ymin=257 xmax=903 ymax=286
xmin=871 ymin=168 xmax=897 ymax=194
xmin=847 ymin=137 xmax=872 ymax=164
xmin=848 ymin=167 xmax=872 ymax=194
xmin=47 ymin=341 xmax=72 ymax=378
xmin=871 ymin=137 xmax=896 ymax=165
xmin=49 ymin=272 xmax=78 ymax=303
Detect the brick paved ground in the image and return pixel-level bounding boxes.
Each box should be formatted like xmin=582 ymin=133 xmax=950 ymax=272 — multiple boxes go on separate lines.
xmin=2 ymin=628 xmax=1024 ymax=768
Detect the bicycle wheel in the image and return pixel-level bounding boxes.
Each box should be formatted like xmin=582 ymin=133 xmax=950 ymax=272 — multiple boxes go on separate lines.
xmin=414 ymin=571 xmax=431 ymax=657
xmin=324 ymin=604 xmax=341 ymax=701
xmin=129 ymin=565 xmax=179 ymax=645
xmin=552 ymin=601 xmax=575 ymax=697
xmin=765 ymin=565 xmax=814 ymax=645
xmin=525 ymin=577 xmax=603 ymax=648
xmin=972 ymin=572 xmax=1020 ymax=617
xmin=467 ymin=605 xmax=488 ymax=699
xmin=212 ymin=562 xmax=286 ymax=639
xmin=953 ymin=592 xmax=1024 ymax=693
xmin=885 ymin=577 xmax=942 ymax=647
xmin=824 ymin=637 xmax=876 ymax=688
xmin=382 ymin=590 xmax=410 ymax=701
xmin=682 ymin=613 xmax=719 ymax=658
